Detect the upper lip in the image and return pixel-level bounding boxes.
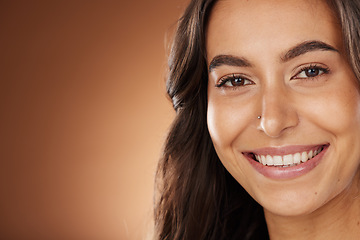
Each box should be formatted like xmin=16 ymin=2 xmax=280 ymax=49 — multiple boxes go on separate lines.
xmin=243 ymin=144 xmax=329 ymax=156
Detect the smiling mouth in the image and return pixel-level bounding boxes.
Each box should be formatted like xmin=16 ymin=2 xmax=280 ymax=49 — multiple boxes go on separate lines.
xmin=247 ymin=145 xmax=328 ymax=168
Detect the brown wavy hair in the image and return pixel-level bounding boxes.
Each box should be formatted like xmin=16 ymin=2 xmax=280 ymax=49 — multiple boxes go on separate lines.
xmin=154 ymin=0 xmax=360 ymax=239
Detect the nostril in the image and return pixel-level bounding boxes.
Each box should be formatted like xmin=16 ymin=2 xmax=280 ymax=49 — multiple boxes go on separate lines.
xmin=258 ymin=114 xmax=299 ymax=138
xmin=259 ymin=118 xmax=283 ymax=138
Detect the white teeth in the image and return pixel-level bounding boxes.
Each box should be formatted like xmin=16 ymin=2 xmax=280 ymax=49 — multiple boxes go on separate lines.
xmin=301 ymin=151 xmax=308 ymax=163
xmin=283 ymin=154 xmax=293 ymax=165
xmin=308 ymin=150 xmax=313 ymax=159
xmin=266 ymin=155 xmax=274 ymax=166
xmin=273 ymin=156 xmax=282 ymax=166
xmin=293 ymin=153 xmax=301 ymax=164
xmin=261 ymin=155 xmax=266 ymax=165
xmin=254 ymin=147 xmax=324 ymax=167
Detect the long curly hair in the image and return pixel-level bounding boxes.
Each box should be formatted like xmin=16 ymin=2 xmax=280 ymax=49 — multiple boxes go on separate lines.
xmin=154 ymin=0 xmax=360 ymax=239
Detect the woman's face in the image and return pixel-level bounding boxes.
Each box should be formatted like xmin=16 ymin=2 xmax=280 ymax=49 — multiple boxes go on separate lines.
xmin=207 ymin=0 xmax=360 ymax=216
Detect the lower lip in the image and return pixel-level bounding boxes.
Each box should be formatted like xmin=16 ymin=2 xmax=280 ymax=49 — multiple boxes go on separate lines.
xmin=245 ymin=145 xmax=329 ymax=180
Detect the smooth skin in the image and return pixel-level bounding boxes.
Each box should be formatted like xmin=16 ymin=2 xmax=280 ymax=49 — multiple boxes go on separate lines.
xmin=206 ymin=0 xmax=360 ymax=239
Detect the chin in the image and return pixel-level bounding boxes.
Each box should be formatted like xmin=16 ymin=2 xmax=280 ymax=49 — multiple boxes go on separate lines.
xmin=263 ymin=199 xmax=321 ymax=217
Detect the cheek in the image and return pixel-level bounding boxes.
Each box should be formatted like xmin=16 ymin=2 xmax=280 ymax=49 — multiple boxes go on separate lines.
xmin=207 ymin=95 xmax=257 ymax=188
xmin=304 ymin=82 xmax=360 ymax=187
xmin=207 ymin=93 xmax=257 ymax=151
xmin=207 ymin=100 xmax=230 ymax=150
xmin=309 ymin=86 xmax=360 ymax=137
xmin=318 ymin=86 xmax=360 ymax=202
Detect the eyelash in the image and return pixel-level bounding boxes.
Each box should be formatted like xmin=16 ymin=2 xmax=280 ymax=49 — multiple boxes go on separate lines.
xmin=215 ymin=64 xmax=330 ymax=89
xmin=215 ymin=74 xmax=254 ymax=88
xmin=292 ymin=64 xmax=330 ymax=80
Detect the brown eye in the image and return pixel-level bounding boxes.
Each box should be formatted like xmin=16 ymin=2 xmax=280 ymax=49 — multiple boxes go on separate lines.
xmin=293 ymin=65 xmax=330 ymax=80
xmin=216 ymin=74 xmax=254 ymax=88
xmin=230 ymin=77 xmax=246 ymax=86
xmin=305 ymin=68 xmax=320 ymax=77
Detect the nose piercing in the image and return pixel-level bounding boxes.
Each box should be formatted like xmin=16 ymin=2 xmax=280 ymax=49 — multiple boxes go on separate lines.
xmin=257 ymin=115 xmax=261 ymax=119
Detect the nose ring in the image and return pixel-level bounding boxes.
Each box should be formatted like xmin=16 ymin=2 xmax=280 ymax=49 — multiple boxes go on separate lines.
xmin=257 ymin=115 xmax=261 ymax=119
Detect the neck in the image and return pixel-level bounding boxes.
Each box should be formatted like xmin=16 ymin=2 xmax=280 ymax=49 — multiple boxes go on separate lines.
xmin=264 ymin=173 xmax=360 ymax=240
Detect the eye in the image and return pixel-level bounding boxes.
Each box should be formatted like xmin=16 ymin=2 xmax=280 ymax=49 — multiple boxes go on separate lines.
xmin=216 ymin=74 xmax=254 ymax=88
xmin=292 ymin=64 xmax=330 ymax=80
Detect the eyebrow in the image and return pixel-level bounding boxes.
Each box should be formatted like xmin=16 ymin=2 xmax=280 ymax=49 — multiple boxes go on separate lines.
xmin=281 ymin=40 xmax=339 ymax=62
xmin=208 ymin=40 xmax=339 ymax=73
xmin=208 ymin=55 xmax=252 ymax=72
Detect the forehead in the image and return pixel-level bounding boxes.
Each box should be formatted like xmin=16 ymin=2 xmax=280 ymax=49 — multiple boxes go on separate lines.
xmin=206 ymin=0 xmax=342 ymax=61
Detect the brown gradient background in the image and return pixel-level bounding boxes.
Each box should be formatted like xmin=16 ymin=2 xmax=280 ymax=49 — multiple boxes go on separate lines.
xmin=0 ymin=1 xmax=187 ymax=239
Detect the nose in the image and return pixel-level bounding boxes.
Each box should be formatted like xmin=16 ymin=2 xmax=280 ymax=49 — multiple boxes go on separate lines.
xmin=258 ymin=85 xmax=299 ymax=138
